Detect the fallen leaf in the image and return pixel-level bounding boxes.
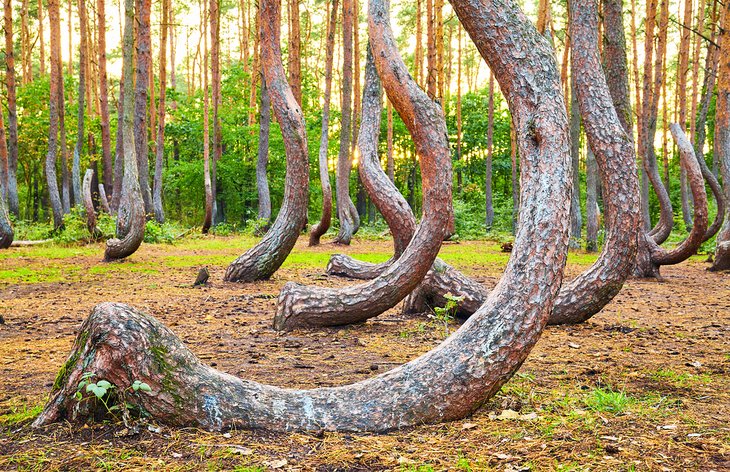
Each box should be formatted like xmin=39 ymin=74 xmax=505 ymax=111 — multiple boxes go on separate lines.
xmin=461 ymin=422 xmax=477 ymax=430
xmin=264 ymin=459 xmax=288 ymax=469
xmin=496 ymin=409 xmax=520 ymax=420
xmin=568 ymin=342 xmax=581 ymax=349
xmin=228 ymin=446 xmax=253 ymax=456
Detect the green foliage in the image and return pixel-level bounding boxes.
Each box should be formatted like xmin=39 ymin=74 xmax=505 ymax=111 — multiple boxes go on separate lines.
xmin=583 ymin=387 xmax=632 ymax=414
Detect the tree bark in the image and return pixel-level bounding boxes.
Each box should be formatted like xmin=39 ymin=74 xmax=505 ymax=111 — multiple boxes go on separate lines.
xmin=485 ymin=72 xmax=494 ymax=229
xmin=568 ymin=75 xmax=582 ymax=248
xmin=3 ymin=0 xmax=19 ymax=217
xmin=0 ymin=171 xmax=12 ymax=248
xmin=287 ymin=0 xmax=302 ymax=105
xmin=273 ymin=0 xmax=454 ymax=331
xmin=585 ymin=148 xmax=599 ymax=252
xmin=210 ymin=0 xmax=222 ymax=224
xmin=202 ymin=0 xmax=213 ymax=234
xmin=153 ymin=0 xmax=169 ymax=224
xmin=256 ymin=75 xmax=272 ymax=223
xmin=98 ymin=183 xmax=112 ymax=214
xmin=712 ymin=2 xmax=730 ymax=271
xmin=47 ymin=0 xmax=65 ymax=229
xmin=59 ymin=61 xmax=71 ymax=214
xmin=333 ymin=0 xmax=359 ymax=245
xmin=36 ymin=0 xmax=571 ymax=434
xmin=104 ymin=0 xmax=145 ymax=262
xmin=386 ymin=100 xmax=394 ymax=182
xmin=224 ymin=0 xmax=309 ymax=282
xmin=73 ymin=0 xmax=90 ymax=208
xmin=134 ymin=0 xmax=153 ymax=215
xmin=82 ymin=169 xmax=98 ymax=236
xmin=309 ymin=0 xmax=339 ymax=246
xmin=111 ymin=80 xmax=124 ymax=213
xmin=97 ymin=0 xmax=113 ymax=202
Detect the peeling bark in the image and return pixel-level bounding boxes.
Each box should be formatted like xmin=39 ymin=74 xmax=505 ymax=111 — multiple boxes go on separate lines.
xmin=36 ymin=0 xmax=571 ymax=433
xmin=104 ymin=0 xmax=145 ymax=262
xmin=272 ymin=0 xmax=453 ymax=331
xmin=224 ymin=0 xmax=309 ymax=283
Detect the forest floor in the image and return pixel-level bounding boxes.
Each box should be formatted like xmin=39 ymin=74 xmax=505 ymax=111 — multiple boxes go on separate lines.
xmin=0 ymin=235 xmax=728 ymax=471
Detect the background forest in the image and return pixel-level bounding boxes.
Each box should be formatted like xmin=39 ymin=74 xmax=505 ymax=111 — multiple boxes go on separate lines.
xmin=0 ymin=0 xmax=722 ymax=249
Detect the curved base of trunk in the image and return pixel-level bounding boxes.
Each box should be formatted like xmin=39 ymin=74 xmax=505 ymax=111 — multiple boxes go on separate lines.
xmin=0 ymin=221 xmax=13 ymax=249
xmin=710 ymin=241 xmax=730 ymax=271
xmin=104 ymin=194 xmax=145 ymax=262
xmin=401 ymin=258 xmax=488 ymax=318
xmin=325 ymin=253 xmax=394 ymax=279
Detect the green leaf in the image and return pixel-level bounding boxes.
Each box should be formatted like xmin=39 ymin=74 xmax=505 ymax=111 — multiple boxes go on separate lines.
xmin=138 ymin=382 xmax=152 ymax=393
xmin=96 ymin=380 xmax=112 ymax=389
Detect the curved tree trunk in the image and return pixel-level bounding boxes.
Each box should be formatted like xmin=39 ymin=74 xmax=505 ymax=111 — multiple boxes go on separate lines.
xmin=332 ymin=0 xmax=359 ymax=246
xmin=273 ymin=0 xmax=453 ymax=331
xmin=3 ymin=0 xmax=19 ymax=218
xmin=72 ymin=0 xmax=89 ymax=208
xmin=153 ymin=0 xmax=169 ymax=224
xmin=104 ymin=0 xmax=145 ymax=262
xmin=633 ymin=124 xmax=709 ymax=277
xmin=698 ymin=151 xmax=725 ymax=243
xmin=46 ymin=0 xmax=64 ymax=229
xmin=98 ymin=183 xmax=111 ymax=214
xmin=309 ymin=0 xmax=338 ymax=247
xmin=224 ymin=0 xmax=309 ymax=282
xmin=35 ymin=0 xmax=571 ymax=434
xmin=256 ymin=74 xmax=272 ymax=223
xmin=82 ymin=169 xmax=98 ymax=236
xmin=405 ymin=0 xmax=643 ymax=326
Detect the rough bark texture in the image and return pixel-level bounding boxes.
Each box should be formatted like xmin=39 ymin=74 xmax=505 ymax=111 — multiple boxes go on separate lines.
xmin=202 ymin=5 xmax=212 ymax=235
xmin=153 ymin=0 xmax=169 ymax=224
xmin=111 ymin=82 xmax=124 ymax=213
xmin=273 ymin=0 xmax=453 ymax=331
xmin=97 ymin=0 xmax=113 ymax=202
xmin=711 ymin=3 xmax=730 ymax=271
xmin=3 ymin=0 xmax=19 ymax=217
xmin=82 ymin=169 xmax=98 ymax=236
xmin=485 ymin=73 xmax=494 ymax=229
xmin=211 ymin=0 xmax=222 ymax=224
xmin=104 ymin=0 xmax=145 ymax=262
xmin=333 ymin=0 xmax=359 ymax=246
xmin=568 ymin=76 xmax=582 ymax=248
xmin=47 ymin=0 xmax=65 ymax=229
xmin=134 ymin=0 xmax=153 ymax=215
xmin=224 ymin=0 xmax=309 ymax=283
xmin=256 ymin=75 xmax=272 ymax=222
xmin=36 ymin=0 xmax=571 ymax=434
xmin=585 ymin=148 xmax=599 ymax=252
xmin=308 ymin=0 xmax=339 ymax=247
xmin=98 ymin=184 xmax=112 ymax=214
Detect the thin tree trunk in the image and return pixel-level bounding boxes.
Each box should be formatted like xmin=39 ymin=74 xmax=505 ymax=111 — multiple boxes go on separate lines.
xmin=59 ymin=61 xmax=71 ymax=214
xmin=111 ymin=80 xmax=124 ymax=212
xmin=455 ymin=24 xmax=462 ymax=194
xmin=711 ymin=2 xmax=730 ymax=270
xmin=153 ymin=0 xmax=169 ymax=224
xmin=585 ymin=147 xmax=599 ymax=251
xmin=210 ymin=0 xmax=222 ymax=224
xmin=510 ymin=119 xmax=518 ymax=234
xmin=247 ymin=2 xmax=260 ymax=128
xmin=38 ymin=0 xmax=45 ymax=75
xmin=134 ymin=0 xmax=153 ymax=215
xmin=104 ymin=0 xmax=145 ymax=261
xmin=72 ymin=0 xmax=89 ymax=207
xmin=485 ymin=71 xmax=494 ymax=229
xmin=309 ymin=0 xmax=339 ymax=246
xmin=333 ymin=0 xmax=359 ymax=245
xmin=224 ymin=0 xmax=309 ymax=282
xmin=256 ymin=75 xmax=272 ymax=223
xmin=678 ymin=0 xmax=694 ymax=229
xmin=202 ymin=0 xmax=213 ymax=234
xmin=386 ymin=99 xmax=394 ymax=182
xmin=97 ymin=0 xmax=113 ymax=204
xmin=569 ymin=74 xmax=582 ymax=248
xmin=415 ymin=0 xmax=423 ymax=85
xmin=425 ymin=0 xmax=436 ymax=98
xmin=0 ymin=180 xmax=11 ymax=248
xmin=288 ymin=0 xmax=302 ymax=105
xmin=3 ymin=0 xmax=19 ymax=217
xmin=47 ymin=0 xmax=64 ymax=229
xmin=82 ymin=168 xmax=98 ymax=236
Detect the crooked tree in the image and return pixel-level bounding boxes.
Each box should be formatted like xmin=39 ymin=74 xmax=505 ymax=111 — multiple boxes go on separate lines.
xmin=35 ymin=0 xmax=573 ymax=433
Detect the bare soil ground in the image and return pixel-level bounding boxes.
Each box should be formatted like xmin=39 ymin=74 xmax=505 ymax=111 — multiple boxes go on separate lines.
xmin=0 ymin=236 xmax=728 ymax=471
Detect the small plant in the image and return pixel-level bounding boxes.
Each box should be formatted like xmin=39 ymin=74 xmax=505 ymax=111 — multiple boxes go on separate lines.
xmin=75 ymin=373 xmax=152 ymax=426
xmin=584 ymin=387 xmax=631 ymax=414
xmin=429 ymin=294 xmax=463 ymax=337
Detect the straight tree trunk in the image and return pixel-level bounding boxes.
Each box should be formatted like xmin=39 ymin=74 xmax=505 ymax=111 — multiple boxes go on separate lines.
xmin=309 ymin=0 xmax=339 ymax=246
xmin=256 ymin=75 xmax=272 ymax=223
xmin=711 ymin=2 xmax=730 ymax=270
xmin=677 ymin=0 xmax=694 ymax=229
xmin=510 ymin=119 xmax=518 ymax=234
xmin=3 ymin=0 xmax=19 ymax=217
xmin=224 ymin=0 xmax=309 ymax=282
xmin=569 ymin=74 xmax=582 ymax=248
xmin=0 ymin=179 xmax=11 ymax=248
xmin=104 ymin=0 xmax=145 ymax=261
xmin=39 ymin=0 xmax=45 ymax=75
xmin=72 ymin=0 xmax=90 ymax=207
xmin=47 ymin=0 xmax=65 ymax=229
xmin=82 ymin=168 xmax=98 ymax=236
xmin=210 ymin=0 xmax=222 ymax=224
xmin=485 ymin=72 xmax=494 ymax=229
xmin=111 ymin=80 xmax=124 ymax=212
xmin=287 ymin=0 xmax=302 ymax=105
xmin=59 ymin=61 xmax=71 ymax=214
xmin=134 ymin=0 xmax=153 ymax=215
xmin=97 ymin=0 xmax=113 ymax=203
xmin=202 ymin=0 xmax=213 ymax=234
xmin=455 ymin=24 xmax=463 ymax=194
xmin=153 ymin=0 xmax=169 ymax=224
xmin=386 ymin=99 xmax=394 ymax=182
xmin=585 ymin=147 xmax=599 ymax=251
xmin=425 ymin=0 xmax=436 ymax=98
xmin=333 ymin=0 xmax=359 ymax=245
xmin=415 ymin=0 xmax=423 ymax=85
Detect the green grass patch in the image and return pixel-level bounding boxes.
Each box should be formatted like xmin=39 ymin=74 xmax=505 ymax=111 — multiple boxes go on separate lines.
xmin=583 ymin=387 xmax=632 ymax=414
xmin=650 ymin=369 xmax=712 ymax=388
xmin=0 ymin=403 xmax=42 ymax=427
